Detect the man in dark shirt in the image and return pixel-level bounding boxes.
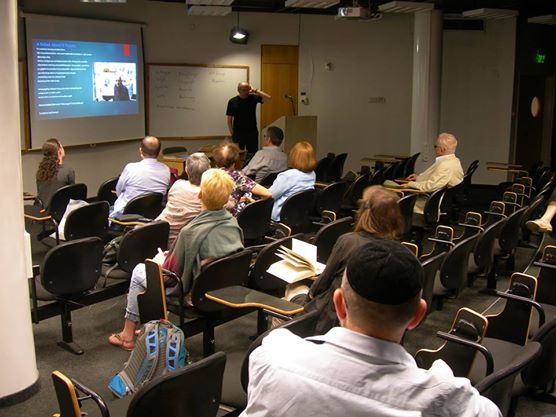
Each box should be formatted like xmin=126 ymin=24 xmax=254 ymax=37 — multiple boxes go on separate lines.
xmin=114 ymin=77 xmax=130 ymax=101
xmin=226 ymin=82 xmax=271 ymax=155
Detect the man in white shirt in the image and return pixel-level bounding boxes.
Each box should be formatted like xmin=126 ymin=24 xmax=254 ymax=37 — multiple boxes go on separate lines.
xmin=242 ymin=126 xmax=288 ymax=183
xmin=111 ymin=136 xmax=170 ymax=217
xmin=242 ymin=240 xmax=501 ymax=417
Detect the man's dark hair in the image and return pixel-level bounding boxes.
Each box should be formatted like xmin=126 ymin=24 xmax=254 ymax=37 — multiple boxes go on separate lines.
xmin=266 ymin=126 xmax=284 ymax=146
xmin=141 ymin=136 xmax=161 ymax=158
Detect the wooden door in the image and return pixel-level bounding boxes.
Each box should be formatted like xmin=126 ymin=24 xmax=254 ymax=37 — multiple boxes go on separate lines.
xmin=261 ymin=45 xmax=299 ymax=142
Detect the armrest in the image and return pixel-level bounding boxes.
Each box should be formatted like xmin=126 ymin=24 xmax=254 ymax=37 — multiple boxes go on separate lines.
xmin=491 ymin=290 xmax=546 ymax=328
xmin=205 ymin=286 xmax=304 ymax=316
xmin=28 ymin=276 xmax=39 ymax=324
xmin=436 ymin=331 xmax=494 ymax=376
xmin=71 ymin=378 xmax=110 ymax=417
xmin=110 ymin=215 xmax=152 ymax=226
xmin=458 ymin=223 xmax=484 ymax=232
xmin=314 ymin=181 xmax=329 ymax=189
xmin=533 ymin=261 xmax=556 ymax=271
xmin=483 ymin=211 xmax=506 ymax=218
xmin=427 ymin=237 xmax=455 ymax=247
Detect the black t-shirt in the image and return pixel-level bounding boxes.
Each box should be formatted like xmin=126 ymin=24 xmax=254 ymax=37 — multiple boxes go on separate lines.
xmin=226 ymin=94 xmax=263 ymax=133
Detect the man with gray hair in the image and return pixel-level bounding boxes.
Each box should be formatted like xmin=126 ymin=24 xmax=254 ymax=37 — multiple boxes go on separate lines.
xmin=156 ymin=152 xmax=211 ymax=246
xmin=242 ymin=126 xmax=288 ymax=183
xmin=401 ymin=132 xmax=463 ymax=214
xmin=404 ymin=132 xmax=463 ymax=192
xmin=241 ymin=240 xmax=501 ymax=417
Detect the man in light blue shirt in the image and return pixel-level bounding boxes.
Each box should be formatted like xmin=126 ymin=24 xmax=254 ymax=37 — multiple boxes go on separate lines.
xmin=111 ymin=136 xmax=170 ymax=217
xmin=242 ymin=240 xmax=501 ymax=417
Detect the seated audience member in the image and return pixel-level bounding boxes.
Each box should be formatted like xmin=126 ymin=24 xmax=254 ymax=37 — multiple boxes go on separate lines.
xmin=401 ymin=132 xmax=464 ymax=213
xmin=108 ymin=169 xmax=244 ymax=350
xmin=36 ymin=138 xmax=75 ymax=206
xmin=242 ymin=126 xmax=288 ymax=183
xmin=527 ymin=188 xmax=556 ymax=233
xmin=242 ymin=240 xmax=502 ymax=417
xmin=213 ymin=141 xmax=272 ymax=216
xmin=155 ymin=152 xmax=210 ymax=247
xmin=269 ymin=141 xmax=316 ymax=222
xmin=111 ymin=136 xmax=170 ymax=217
xmin=304 ymin=185 xmax=403 ymax=333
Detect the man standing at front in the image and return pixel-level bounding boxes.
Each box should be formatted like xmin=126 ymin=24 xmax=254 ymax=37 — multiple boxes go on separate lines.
xmin=111 ymin=136 xmax=170 ymax=217
xmin=241 ymin=240 xmax=501 ymax=417
xmin=226 ymin=82 xmax=271 ymax=155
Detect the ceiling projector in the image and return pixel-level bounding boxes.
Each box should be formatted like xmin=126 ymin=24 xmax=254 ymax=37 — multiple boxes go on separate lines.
xmin=337 ymin=6 xmax=381 ymax=20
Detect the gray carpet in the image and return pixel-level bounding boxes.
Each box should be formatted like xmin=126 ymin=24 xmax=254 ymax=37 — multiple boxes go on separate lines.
xmin=1 ymin=224 xmax=555 ymax=417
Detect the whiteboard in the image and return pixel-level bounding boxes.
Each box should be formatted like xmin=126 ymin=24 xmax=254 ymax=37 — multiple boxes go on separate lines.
xmin=147 ymin=64 xmax=249 ymax=138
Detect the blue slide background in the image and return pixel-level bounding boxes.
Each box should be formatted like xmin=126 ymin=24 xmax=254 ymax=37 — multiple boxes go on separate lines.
xmin=32 ymin=39 xmax=138 ymax=120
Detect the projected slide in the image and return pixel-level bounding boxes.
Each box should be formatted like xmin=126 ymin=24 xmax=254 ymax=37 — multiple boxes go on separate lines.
xmin=32 ymin=39 xmax=138 ymax=120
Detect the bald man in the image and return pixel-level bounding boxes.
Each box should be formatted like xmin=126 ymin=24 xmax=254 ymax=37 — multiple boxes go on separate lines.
xmin=111 ymin=136 xmax=170 ymax=217
xmin=226 ymin=82 xmax=271 ymax=155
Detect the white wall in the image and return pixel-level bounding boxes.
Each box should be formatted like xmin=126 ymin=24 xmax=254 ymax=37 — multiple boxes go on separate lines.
xmin=440 ymin=19 xmax=516 ymax=184
xmin=18 ymin=0 xmax=515 ymax=193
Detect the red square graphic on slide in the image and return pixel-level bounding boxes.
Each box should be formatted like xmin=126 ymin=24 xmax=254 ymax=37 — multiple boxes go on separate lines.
xmin=123 ymin=43 xmax=130 ymax=57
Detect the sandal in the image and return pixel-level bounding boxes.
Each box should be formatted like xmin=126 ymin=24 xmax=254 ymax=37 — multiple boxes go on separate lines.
xmin=108 ymin=333 xmax=135 ymax=351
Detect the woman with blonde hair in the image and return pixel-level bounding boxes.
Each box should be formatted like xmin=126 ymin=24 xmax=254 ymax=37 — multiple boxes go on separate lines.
xmin=269 ymin=141 xmax=317 ymax=221
xmin=108 ymin=169 xmax=244 ymax=350
xmin=36 ymin=138 xmax=75 ymax=206
xmin=303 ymin=185 xmax=403 ymax=333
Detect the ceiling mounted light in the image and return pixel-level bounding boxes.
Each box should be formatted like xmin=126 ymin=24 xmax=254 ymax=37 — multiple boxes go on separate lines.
xmin=462 ymin=8 xmax=518 ymax=20
xmin=379 ymin=1 xmax=434 ymax=14
xmin=528 ymin=15 xmax=556 ymax=25
xmin=230 ymin=27 xmax=249 ymax=44
xmin=187 ymin=5 xmax=232 ymax=16
xmin=285 ymin=0 xmax=340 ymax=8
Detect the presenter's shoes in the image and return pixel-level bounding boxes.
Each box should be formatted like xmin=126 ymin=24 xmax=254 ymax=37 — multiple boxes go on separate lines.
xmin=526 ymin=218 xmax=553 ymax=233
xmin=108 ymin=333 xmax=135 ymax=351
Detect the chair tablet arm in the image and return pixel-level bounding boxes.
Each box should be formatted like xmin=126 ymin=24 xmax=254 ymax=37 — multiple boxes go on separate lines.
xmin=205 ymin=286 xmax=304 ymax=316
xmin=427 ymin=237 xmax=456 ymax=247
xmin=533 ymin=261 xmax=556 ymax=271
xmin=483 ymin=211 xmax=506 ymax=218
xmin=314 ymin=181 xmax=329 ymax=189
xmin=458 ymin=223 xmax=485 ymax=232
xmin=71 ymin=377 xmax=110 ymax=417
xmin=436 ymin=331 xmax=494 ymax=376
xmin=110 ymin=215 xmax=152 ymax=226
xmin=490 ymin=290 xmax=546 ymax=328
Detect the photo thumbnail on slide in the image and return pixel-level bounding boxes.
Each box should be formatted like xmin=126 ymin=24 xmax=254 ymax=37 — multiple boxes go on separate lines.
xmin=31 ymin=39 xmax=139 ymax=120
xmin=93 ymin=62 xmax=137 ymax=102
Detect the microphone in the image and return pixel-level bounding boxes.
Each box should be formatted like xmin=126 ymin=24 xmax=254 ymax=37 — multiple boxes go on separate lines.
xmin=284 ymin=94 xmax=294 ymax=101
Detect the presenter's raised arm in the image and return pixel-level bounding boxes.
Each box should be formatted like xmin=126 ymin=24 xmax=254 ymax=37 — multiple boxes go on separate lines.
xmin=251 ymin=87 xmax=271 ymax=103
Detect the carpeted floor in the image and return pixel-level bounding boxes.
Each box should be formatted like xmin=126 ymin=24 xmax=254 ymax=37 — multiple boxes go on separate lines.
xmin=1 ymin=224 xmax=555 ymax=417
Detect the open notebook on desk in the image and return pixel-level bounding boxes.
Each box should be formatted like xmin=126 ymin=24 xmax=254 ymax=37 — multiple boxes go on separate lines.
xmin=267 ymin=238 xmax=326 ymax=284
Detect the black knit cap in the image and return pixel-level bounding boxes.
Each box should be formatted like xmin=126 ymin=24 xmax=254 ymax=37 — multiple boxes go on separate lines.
xmin=346 ymin=240 xmax=424 ymax=305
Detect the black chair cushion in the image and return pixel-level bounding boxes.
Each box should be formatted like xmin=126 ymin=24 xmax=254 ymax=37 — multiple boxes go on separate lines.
xmin=30 ymin=277 xmax=56 ymax=301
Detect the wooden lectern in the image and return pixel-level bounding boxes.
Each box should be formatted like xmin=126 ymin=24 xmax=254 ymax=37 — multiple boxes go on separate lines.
xmin=265 ymin=116 xmax=317 ymax=154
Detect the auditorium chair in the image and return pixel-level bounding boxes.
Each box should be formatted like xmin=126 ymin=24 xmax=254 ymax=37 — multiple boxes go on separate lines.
xmin=236 ymin=198 xmax=274 ymax=246
xmin=119 ymin=191 xmax=164 ymax=220
xmin=411 ymin=187 xmax=447 ymax=247
xmin=368 ymin=166 xmax=388 ymax=186
xmin=312 ymin=216 xmax=353 ymax=263
xmin=277 ymin=189 xmax=316 ymax=234
xmin=520 ymin=195 xmax=545 ymax=248
xmin=24 ymin=183 xmax=88 ymax=240
xmin=313 ymin=181 xmax=348 ymax=220
xmin=95 ymin=176 xmax=119 ymax=205
xmin=475 ymin=342 xmax=541 ymax=417
xmin=315 ymin=154 xmax=334 ymax=182
xmin=324 ymin=153 xmax=347 ymax=183
xmin=162 ymin=146 xmax=187 ymax=155
xmin=403 ymin=152 xmax=421 ymax=178
xmin=101 ymin=220 xmax=169 ymax=284
xmin=258 ymin=171 xmax=281 ymax=187
xmin=52 ymin=352 xmax=227 ymax=417
xmin=29 ymin=237 xmax=104 ymax=354
xmin=341 ymin=172 xmax=371 ymax=214
xmin=397 ymin=193 xmax=418 ymax=239
xmin=41 ymin=200 xmax=109 ymax=247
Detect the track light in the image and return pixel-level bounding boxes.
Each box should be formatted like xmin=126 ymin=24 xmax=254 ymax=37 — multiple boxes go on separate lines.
xmin=229 ymin=27 xmax=249 ymax=44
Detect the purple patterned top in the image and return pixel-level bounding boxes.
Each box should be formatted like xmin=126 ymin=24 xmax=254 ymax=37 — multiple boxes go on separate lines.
xmin=224 ymin=169 xmax=256 ymax=217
